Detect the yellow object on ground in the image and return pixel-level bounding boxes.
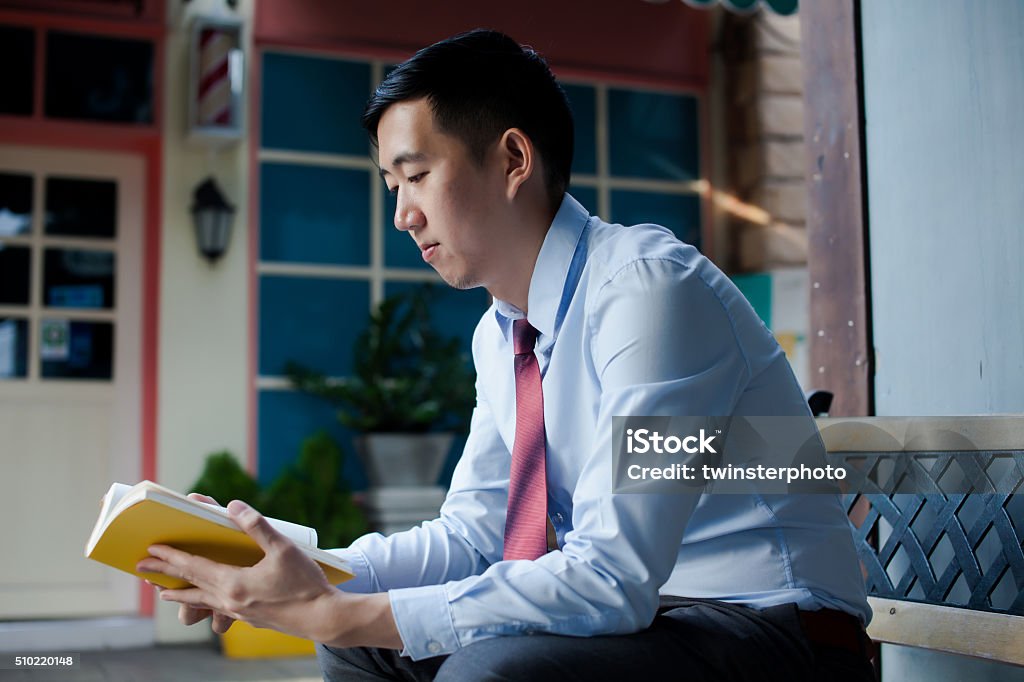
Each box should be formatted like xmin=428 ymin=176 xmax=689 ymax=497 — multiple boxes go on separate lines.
xmin=220 ymin=621 xmax=316 ymax=658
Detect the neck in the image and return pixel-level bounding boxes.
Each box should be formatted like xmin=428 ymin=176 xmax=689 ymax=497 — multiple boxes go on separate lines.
xmin=486 ymin=199 xmax=559 ymax=314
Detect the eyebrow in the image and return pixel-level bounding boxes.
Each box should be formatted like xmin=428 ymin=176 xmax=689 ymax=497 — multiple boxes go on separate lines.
xmin=378 ymin=151 xmax=428 ymax=180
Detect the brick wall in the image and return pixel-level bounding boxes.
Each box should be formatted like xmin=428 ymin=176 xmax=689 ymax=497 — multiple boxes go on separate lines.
xmin=721 ymin=11 xmax=807 ymax=272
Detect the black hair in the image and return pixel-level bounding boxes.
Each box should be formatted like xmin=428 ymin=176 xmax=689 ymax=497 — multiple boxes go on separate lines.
xmin=362 ymin=29 xmax=574 ymax=208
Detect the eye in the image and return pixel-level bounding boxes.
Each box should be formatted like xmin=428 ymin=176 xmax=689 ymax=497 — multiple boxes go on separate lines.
xmin=386 ymin=183 xmax=398 ymax=196
xmin=408 ymin=172 xmax=427 ymax=183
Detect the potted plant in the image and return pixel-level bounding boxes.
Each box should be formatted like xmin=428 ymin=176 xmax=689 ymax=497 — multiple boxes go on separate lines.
xmin=189 ymin=433 xmax=366 ymax=658
xmin=287 ymin=286 xmax=476 ymax=488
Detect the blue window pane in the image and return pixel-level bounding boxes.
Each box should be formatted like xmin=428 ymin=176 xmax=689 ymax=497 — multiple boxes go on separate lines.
xmin=567 ymin=185 xmax=598 ymax=216
xmin=563 ymin=83 xmax=597 ymax=175
xmin=382 ymin=282 xmax=489 ymax=354
xmin=608 ymin=89 xmax=699 ymax=181
xmin=0 ymin=318 xmax=28 ymax=379
xmin=44 ymin=249 xmax=115 ymax=309
xmin=261 ymin=53 xmax=370 ymax=155
xmin=260 ymin=163 xmax=370 ymax=266
xmin=610 ymin=190 xmax=702 ymax=250
xmin=382 ymin=185 xmax=430 ymax=270
xmin=40 ymin=319 xmax=113 ymax=380
xmin=258 ymin=389 xmax=366 ymax=489
xmin=259 ymin=276 xmax=369 ymax=376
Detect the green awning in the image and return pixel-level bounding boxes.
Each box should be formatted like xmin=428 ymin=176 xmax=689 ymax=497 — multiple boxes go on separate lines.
xmin=682 ymin=0 xmax=798 ymax=16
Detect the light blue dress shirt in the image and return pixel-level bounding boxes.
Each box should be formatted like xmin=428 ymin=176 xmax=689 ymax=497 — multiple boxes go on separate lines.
xmin=331 ymin=194 xmax=870 ymax=660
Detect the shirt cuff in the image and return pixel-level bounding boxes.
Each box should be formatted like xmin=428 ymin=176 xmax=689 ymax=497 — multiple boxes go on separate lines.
xmin=326 ymin=547 xmax=378 ymax=593
xmin=388 ymin=584 xmax=459 ymax=660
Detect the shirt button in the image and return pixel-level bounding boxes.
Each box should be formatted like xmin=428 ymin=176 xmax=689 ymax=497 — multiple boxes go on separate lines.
xmin=555 ymin=513 xmax=564 ymax=524
xmin=426 ymin=641 xmax=442 ymax=654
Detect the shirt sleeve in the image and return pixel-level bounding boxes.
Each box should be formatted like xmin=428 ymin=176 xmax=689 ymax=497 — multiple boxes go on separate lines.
xmin=388 ymin=257 xmax=755 ymax=660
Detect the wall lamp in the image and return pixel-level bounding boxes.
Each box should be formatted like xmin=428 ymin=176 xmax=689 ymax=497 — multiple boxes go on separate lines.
xmin=191 ymin=177 xmax=235 ymax=263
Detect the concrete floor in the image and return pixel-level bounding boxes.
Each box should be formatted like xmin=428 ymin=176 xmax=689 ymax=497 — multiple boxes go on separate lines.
xmin=0 ymin=645 xmax=322 ymax=682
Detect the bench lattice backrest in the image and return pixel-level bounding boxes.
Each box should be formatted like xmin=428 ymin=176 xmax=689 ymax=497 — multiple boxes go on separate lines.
xmin=841 ymin=452 xmax=1024 ymax=614
xmin=820 ymin=417 xmax=1024 ymax=665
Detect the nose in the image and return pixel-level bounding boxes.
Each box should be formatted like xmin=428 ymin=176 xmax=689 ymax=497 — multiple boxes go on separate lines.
xmin=394 ymin=192 xmax=423 ymax=232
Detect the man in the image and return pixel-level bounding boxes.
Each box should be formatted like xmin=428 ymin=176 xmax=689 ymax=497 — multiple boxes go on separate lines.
xmin=140 ymin=29 xmax=875 ymax=681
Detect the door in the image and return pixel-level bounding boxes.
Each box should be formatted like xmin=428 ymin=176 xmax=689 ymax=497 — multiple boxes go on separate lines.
xmin=0 ymin=146 xmax=143 ymax=618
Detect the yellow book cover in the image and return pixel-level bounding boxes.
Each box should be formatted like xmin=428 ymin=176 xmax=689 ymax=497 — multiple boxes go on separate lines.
xmin=85 ymin=481 xmax=354 ymax=589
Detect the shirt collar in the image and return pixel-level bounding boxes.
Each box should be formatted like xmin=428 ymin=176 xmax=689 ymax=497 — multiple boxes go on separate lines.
xmin=494 ymin=193 xmax=590 ymax=345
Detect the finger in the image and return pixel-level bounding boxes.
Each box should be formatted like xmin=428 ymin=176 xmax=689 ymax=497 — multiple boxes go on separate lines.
xmin=227 ymin=500 xmax=287 ymax=553
xmin=138 ymin=555 xmax=182 ymax=581
xmin=180 ymin=604 xmax=213 ymax=626
xmin=212 ymin=612 xmax=236 ymax=634
xmin=187 ymin=492 xmax=220 ymax=506
xmin=160 ymin=586 xmax=218 ymax=612
xmin=138 ymin=557 xmax=174 ymax=581
xmin=140 ymin=545 xmax=233 ymax=591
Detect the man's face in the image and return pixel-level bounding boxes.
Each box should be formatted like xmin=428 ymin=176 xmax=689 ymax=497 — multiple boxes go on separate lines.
xmin=377 ymin=98 xmax=505 ymax=290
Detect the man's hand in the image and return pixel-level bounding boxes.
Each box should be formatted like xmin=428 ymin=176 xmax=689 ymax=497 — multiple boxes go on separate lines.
xmin=136 ymin=497 xmax=402 ymax=649
xmin=137 ymin=498 xmax=335 ymax=639
xmin=153 ymin=493 xmax=235 ymax=633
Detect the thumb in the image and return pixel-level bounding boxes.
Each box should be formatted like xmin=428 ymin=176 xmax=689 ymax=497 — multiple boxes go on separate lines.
xmin=227 ymin=499 xmax=284 ymax=552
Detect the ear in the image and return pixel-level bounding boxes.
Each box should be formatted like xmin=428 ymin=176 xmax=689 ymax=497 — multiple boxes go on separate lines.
xmin=498 ymin=128 xmax=535 ymax=201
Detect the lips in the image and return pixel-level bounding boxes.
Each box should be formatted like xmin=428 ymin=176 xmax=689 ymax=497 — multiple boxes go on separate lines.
xmin=420 ymin=242 xmax=439 ymax=262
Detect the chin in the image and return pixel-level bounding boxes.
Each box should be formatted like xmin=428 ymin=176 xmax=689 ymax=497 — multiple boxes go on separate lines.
xmin=441 ymin=271 xmax=479 ymax=291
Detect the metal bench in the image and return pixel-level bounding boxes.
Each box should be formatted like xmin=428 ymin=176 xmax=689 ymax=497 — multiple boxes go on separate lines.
xmin=819 ymin=417 xmax=1024 ymax=667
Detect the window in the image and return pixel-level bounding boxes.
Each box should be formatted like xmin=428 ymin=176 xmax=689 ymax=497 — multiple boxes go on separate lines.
xmin=0 ymin=172 xmax=119 ymax=381
xmin=45 ymin=31 xmax=154 ymax=123
xmin=565 ymin=83 xmax=703 ymax=249
xmin=0 ymin=23 xmax=156 ymax=126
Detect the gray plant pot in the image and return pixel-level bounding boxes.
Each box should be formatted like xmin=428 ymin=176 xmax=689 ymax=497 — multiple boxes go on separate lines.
xmin=354 ymin=432 xmax=455 ymax=488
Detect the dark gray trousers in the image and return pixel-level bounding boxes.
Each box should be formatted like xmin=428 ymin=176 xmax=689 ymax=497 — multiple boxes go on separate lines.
xmin=316 ymin=597 xmax=876 ymax=681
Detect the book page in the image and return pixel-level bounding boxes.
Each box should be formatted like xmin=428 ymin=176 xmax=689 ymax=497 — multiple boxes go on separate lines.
xmin=85 ymin=482 xmax=135 ymax=554
xmin=106 ymin=482 xmax=134 ymax=510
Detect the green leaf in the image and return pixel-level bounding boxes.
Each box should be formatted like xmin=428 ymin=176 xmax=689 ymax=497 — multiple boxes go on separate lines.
xmin=190 ymin=452 xmax=262 ymax=506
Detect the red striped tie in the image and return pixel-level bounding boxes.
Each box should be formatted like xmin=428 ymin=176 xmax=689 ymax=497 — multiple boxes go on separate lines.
xmin=503 ymin=319 xmax=549 ymax=561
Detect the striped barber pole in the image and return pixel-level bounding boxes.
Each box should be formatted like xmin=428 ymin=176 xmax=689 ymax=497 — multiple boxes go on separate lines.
xmin=197 ymin=27 xmax=233 ymax=126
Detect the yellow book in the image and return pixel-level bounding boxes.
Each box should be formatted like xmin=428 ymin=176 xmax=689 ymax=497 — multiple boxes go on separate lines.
xmin=85 ymin=480 xmax=354 ymax=589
